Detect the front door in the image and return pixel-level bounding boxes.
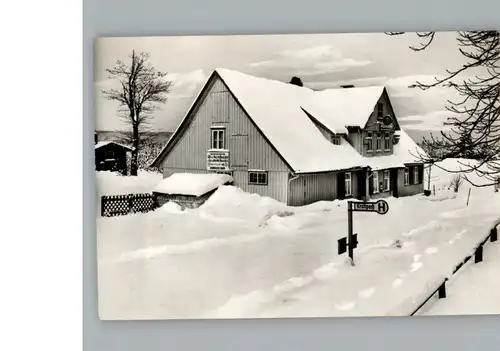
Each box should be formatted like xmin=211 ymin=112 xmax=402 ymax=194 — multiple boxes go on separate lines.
xmin=390 ymin=168 xmax=399 ymax=198
xmin=356 ymin=170 xmax=367 ymax=200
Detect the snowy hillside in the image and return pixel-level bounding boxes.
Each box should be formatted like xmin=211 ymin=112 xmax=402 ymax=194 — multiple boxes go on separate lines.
xmin=96 ymin=159 xmax=500 ymax=319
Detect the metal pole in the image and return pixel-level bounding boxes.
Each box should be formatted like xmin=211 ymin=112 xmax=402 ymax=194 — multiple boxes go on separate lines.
xmin=348 ymin=201 xmax=354 ymax=262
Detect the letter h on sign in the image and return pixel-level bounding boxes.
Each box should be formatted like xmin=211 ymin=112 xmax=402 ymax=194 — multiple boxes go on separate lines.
xmin=377 ymin=200 xmax=387 ymax=214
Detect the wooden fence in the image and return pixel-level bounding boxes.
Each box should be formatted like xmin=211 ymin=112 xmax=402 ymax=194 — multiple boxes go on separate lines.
xmin=101 ymin=193 xmax=158 ymax=217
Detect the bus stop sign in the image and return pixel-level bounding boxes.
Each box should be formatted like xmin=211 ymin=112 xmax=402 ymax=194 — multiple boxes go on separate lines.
xmin=351 ymin=199 xmax=389 ymax=215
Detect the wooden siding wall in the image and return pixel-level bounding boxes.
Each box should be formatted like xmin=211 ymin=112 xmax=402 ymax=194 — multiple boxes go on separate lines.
xmin=161 ymin=76 xmax=290 ymax=203
xmin=234 ymin=171 xmax=289 ymax=203
xmin=288 ymin=173 xmax=337 ymax=206
xmin=398 ymin=166 xmax=425 ymax=197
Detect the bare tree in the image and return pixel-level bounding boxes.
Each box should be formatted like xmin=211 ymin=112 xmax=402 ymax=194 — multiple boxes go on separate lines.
xmin=387 ymin=31 xmax=500 ymax=187
xmin=102 ymin=50 xmax=172 ymax=176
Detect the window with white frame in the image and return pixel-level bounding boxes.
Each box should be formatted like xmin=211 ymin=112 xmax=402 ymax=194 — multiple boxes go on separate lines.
xmin=211 ymin=128 xmax=225 ymax=149
xmin=376 ymin=132 xmax=382 ymax=151
xmin=384 ymin=133 xmax=391 ymax=150
xmin=345 ymin=172 xmax=352 ymax=196
xmin=365 ymin=131 xmax=373 ymax=152
xmin=372 ymin=171 xmax=379 ymax=193
xmin=383 ymin=170 xmax=390 ymax=191
xmin=413 ymin=166 xmax=419 ymax=185
xmin=248 ymin=171 xmax=268 ymax=185
xmin=404 ymin=167 xmax=410 ymax=185
xmin=332 ymin=136 xmax=341 ymax=145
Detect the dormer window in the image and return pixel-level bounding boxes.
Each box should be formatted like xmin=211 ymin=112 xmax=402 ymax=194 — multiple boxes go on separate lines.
xmin=332 ymin=136 xmax=341 ymax=145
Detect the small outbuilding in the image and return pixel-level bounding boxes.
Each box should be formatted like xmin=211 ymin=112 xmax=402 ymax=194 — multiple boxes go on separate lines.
xmin=152 ymin=173 xmax=234 ymax=209
xmin=95 ymin=136 xmax=133 ymax=175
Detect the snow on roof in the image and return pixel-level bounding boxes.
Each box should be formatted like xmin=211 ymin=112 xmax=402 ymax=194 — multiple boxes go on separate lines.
xmin=216 ymin=68 xmax=368 ymax=173
xmin=302 ymin=86 xmax=385 ymax=132
xmin=95 ymin=141 xmax=133 ymax=151
xmin=152 ymin=173 xmax=234 ymax=197
xmin=151 ymin=68 xmax=420 ymax=173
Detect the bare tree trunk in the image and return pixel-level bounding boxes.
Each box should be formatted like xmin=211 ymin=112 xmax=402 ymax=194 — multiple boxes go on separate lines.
xmin=130 ymin=123 xmax=139 ymax=176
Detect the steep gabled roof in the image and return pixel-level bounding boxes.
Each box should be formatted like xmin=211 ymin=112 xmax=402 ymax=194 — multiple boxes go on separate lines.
xmin=151 ymin=68 xmax=424 ymax=173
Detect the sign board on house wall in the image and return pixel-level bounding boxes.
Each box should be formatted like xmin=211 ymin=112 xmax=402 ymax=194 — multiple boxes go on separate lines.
xmin=206 ymin=149 xmax=230 ymax=171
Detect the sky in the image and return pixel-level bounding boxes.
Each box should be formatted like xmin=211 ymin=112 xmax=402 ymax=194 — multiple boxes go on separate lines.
xmin=94 ymin=31 xmax=469 ymax=141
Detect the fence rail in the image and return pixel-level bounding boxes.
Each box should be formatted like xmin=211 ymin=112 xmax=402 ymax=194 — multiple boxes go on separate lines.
xmin=410 ymin=223 xmax=499 ymax=316
xmin=101 ymin=193 xmax=158 ymax=217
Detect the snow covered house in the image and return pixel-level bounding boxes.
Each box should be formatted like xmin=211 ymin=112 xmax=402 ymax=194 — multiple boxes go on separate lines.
xmin=95 ymin=135 xmax=133 ymax=176
xmin=150 ymin=69 xmax=427 ymax=206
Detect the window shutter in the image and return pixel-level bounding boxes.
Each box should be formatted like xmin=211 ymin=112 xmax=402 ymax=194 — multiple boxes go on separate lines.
xmin=337 ymin=172 xmax=346 ymax=200
xmin=418 ymin=165 xmax=424 ymax=184
xmin=409 ymin=167 xmax=414 ymax=185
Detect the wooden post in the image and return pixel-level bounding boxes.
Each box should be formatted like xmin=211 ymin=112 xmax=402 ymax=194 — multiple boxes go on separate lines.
xmin=101 ymin=196 xmax=105 ymax=217
xmin=466 ymin=188 xmax=471 ymax=207
xmin=438 ymin=281 xmax=447 ymax=299
xmin=128 ymin=194 xmax=134 ymax=214
xmin=491 ymin=227 xmax=498 ymax=242
xmin=347 ymin=201 xmax=354 ymax=263
xmin=474 ymin=245 xmax=483 ymax=263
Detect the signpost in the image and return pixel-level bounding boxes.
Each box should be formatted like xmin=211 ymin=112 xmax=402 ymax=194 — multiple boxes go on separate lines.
xmin=338 ymin=199 xmax=389 ymax=264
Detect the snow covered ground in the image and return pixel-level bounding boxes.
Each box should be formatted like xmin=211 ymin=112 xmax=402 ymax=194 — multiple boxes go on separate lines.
xmin=423 ymin=232 xmax=500 ymax=316
xmin=96 ymin=159 xmax=500 ymax=320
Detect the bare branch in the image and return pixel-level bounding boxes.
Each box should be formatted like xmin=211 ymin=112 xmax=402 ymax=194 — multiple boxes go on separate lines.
xmin=389 ymin=30 xmax=500 ymax=185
